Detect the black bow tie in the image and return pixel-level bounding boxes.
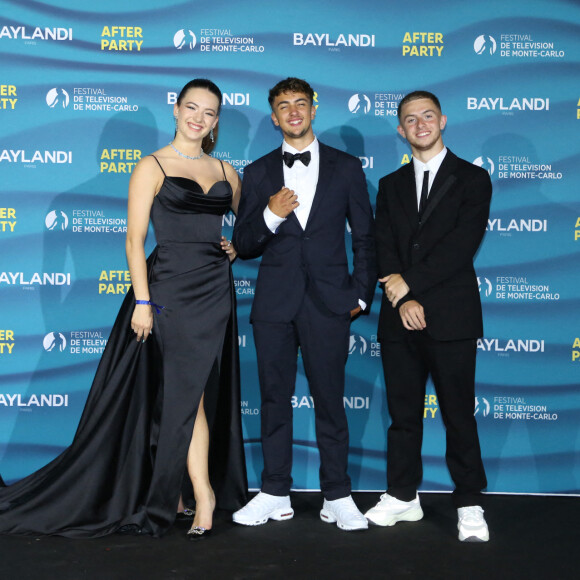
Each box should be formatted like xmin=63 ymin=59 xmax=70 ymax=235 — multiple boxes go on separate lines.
xmin=283 ymin=150 xmax=311 ymax=168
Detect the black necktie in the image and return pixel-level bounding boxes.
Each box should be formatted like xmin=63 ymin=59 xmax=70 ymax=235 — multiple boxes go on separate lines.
xmin=418 ymin=170 xmax=429 ymax=217
xmin=283 ymin=150 xmax=311 ymax=168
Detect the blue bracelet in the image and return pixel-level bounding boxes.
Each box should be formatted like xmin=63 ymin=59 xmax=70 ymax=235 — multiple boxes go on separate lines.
xmin=135 ymin=299 xmax=165 ymax=314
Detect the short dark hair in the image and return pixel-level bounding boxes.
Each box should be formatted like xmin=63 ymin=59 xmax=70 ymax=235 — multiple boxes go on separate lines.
xmin=176 ymin=79 xmax=222 ymax=153
xmin=398 ymin=90 xmax=442 ymax=120
xmin=268 ymin=77 xmax=314 ymax=108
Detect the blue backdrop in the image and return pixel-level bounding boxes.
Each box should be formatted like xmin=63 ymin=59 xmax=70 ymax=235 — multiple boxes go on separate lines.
xmin=1 ymin=0 xmax=579 ymax=496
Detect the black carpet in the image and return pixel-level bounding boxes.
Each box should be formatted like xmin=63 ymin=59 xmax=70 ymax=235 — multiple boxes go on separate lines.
xmin=0 ymin=493 xmax=577 ymax=580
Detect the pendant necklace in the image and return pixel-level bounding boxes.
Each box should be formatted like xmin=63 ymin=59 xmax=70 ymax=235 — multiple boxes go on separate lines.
xmin=170 ymin=142 xmax=204 ymax=160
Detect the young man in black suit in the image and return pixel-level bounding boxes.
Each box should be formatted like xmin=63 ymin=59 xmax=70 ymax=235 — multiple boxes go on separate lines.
xmin=232 ymin=78 xmax=376 ymax=531
xmin=366 ymin=91 xmax=491 ymax=542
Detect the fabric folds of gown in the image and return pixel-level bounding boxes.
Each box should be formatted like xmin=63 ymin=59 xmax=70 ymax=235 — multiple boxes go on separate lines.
xmin=0 ymin=172 xmax=248 ymax=537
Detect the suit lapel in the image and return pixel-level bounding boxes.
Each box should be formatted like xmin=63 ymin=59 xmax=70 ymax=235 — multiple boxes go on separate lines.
xmin=263 ymin=147 xmax=285 ymax=192
xmin=262 ymin=147 xmax=302 ymax=228
xmin=305 ymin=142 xmax=334 ymax=231
xmin=394 ymin=162 xmax=418 ymax=228
xmin=420 ymin=150 xmax=458 ymax=227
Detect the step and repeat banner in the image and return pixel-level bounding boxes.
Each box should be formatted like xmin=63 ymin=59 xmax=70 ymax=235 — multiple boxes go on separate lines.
xmin=1 ymin=0 xmax=579 ymax=495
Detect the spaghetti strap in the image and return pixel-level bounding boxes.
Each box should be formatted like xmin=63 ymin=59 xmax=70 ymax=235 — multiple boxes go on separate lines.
xmin=150 ymin=155 xmax=167 ymax=176
xmin=218 ymin=159 xmax=227 ymax=181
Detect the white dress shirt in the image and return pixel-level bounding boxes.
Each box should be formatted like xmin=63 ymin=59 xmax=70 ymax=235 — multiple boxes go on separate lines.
xmin=412 ymin=146 xmax=448 ymax=209
xmin=263 ymin=138 xmax=319 ymax=232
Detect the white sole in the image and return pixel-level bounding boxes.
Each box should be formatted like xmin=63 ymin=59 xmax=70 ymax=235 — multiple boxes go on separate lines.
xmin=320 ymin=509 xmax=368 ymax=531
xmin=365 ymin=506 xmax=424 ymax=527
xmin=233 ymin=508 xmax=294 ymax=526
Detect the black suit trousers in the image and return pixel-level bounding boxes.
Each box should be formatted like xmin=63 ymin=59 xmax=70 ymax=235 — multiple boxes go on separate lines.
xmin=381 ymin=331 xmax=487 ymax=508
xmin=252 ymin=292 xmax=352 ymax=501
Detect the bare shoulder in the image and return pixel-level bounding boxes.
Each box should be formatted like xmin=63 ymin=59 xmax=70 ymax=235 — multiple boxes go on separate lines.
xmin=219 ymin=159 xmax=240 ymax=181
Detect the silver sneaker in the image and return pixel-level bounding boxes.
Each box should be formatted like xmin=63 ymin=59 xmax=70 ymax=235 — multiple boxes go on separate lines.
xmin=364 ymin=493 xmax=423 ymax=526
xmin=232 ymin=492 xmax=294 ymax=526
xmin=458 ymin=505 xmax=489 ymax=542
xmin=320 ymin=495 xmax=368 ymax=531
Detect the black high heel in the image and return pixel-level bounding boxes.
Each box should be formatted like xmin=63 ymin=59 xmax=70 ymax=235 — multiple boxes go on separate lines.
xmin=187 ymin=526 xmax=212 ymax=540
xmin=176 ymin=508 xmax=195 ymax=521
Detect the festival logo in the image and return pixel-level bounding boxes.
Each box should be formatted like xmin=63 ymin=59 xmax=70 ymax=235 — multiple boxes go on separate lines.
xmin=490 ymin=396 xmax=558 ymax=421
xmin=481 ymin=275 xmax=560 ymax=302
xmin=70 ymin=88 xmax=139 ymax=113
xmin=349 ymin=334 xmax=368 ymax=355
xmin=173 ymin=28 xmax=265 ymax=53
xmin=473 ymin=155 xmax=562 ymax=180
xmin=69 ymin=331 xmax=107 ymax=355
xmin=477 ymin=277 xmax=493 ymax=297
xmin=575 ymin=217 xmax=580 ymax=242
xmin=473 ymin=35 xmax=497 ymax=55
xmin=46 ymin=88 xmax=70 ymax=108
xmin=43 ymin=332 xmax=67 ymax=352
xmin=473 ymin=156 xmax=495 ymax=176
xmin=475 ymin=33 xmax=565 ymax=59
xmin=174 ymin=29 xmax=196 ymax=50
xmin=474 ymin=397 xmax=491 ymax=417
xmin=348 ymin=94 xmax=372 ymax=115
xmin=45 ymin=210 xmax=69 ymax=231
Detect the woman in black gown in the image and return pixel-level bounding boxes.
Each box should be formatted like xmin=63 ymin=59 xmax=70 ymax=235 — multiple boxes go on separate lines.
xmin=0 ymin=79 xmax=248 ymax=538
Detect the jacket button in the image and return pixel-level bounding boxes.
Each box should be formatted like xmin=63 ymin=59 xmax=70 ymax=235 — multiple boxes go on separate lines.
xmin=412 ymin=243 xmax=420 ymax=250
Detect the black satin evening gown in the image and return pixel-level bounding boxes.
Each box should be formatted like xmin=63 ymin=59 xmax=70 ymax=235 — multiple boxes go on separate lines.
xmin=0 ymin=158 xmax=248 ymax=537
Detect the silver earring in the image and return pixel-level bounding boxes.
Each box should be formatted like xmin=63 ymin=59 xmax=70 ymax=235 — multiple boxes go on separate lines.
xmin=174 ymin=116 xmax=178 ymax=131
xmin=210 ymin=128 xmax=214 ymax=143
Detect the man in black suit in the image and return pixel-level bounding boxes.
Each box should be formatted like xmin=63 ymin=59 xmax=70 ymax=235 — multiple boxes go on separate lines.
xmin=231 ymin=78 xmax=376 ymax=531
xmin=365 ymin=91 xmax=491 ymax=542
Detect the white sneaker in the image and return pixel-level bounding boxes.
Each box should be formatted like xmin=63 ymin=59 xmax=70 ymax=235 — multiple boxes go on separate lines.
xmin=457 ymin=505 xmax=489 ymax=542
xmin=364 ymin=493 xmax=423 ymax=527
xmin=232 ymin=492 xmax=294 ymax=526
xmin=320 ymin=495 xmax=368 ymax=531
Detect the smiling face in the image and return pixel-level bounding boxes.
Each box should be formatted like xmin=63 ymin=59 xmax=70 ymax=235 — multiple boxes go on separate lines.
xmin=397 ymin=97 xmax=447 ymax=160
xmin=173 ymin=87 xmax=219 ymax=141
xmin=270 ymin=90 xmax=316 ymax=148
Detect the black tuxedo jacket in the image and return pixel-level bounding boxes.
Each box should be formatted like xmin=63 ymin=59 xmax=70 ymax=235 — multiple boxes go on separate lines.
xmin=232 ymin=142 xmax=376 ymax=323
xmin=375 ymin=149 xmax=492 ymax=342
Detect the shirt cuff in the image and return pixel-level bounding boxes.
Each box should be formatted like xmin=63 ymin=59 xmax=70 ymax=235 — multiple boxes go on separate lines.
xmin=358 ymin=299 xmax=367 ymax=311
xmin=263 ymin=206 xmax=286 ymax=233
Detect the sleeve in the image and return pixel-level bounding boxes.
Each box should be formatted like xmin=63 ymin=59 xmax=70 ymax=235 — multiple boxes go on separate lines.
xmin=232 ymin=165 xmax=276 ymax=259
xmin=346 ymin=157 xmax=378 ymax=308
